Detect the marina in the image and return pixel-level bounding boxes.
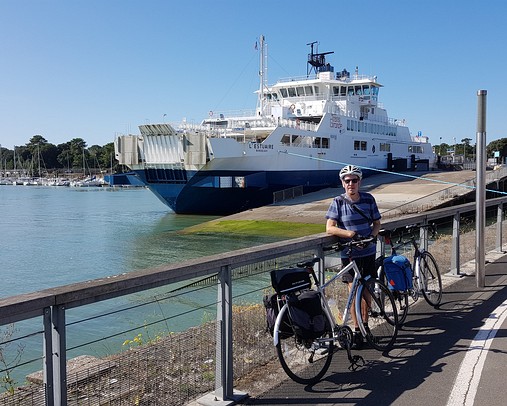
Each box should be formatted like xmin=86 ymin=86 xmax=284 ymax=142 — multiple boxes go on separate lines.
xmin=114 ymin=36 xmax=436 ymax=215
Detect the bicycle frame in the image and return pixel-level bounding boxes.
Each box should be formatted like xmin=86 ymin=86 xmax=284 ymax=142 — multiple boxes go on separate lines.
xmin=273 ymin=258 xmax=369 ymax=346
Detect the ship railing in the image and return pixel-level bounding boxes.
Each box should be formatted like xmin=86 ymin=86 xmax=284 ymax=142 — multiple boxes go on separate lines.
xmin=2 ymin=199 xmax=507 ymax=405
xmin=278 ymin=118 xmax=318 ymax=132
xmin=273 ymin=185 xmax=304 ymax=203
xmin=277 ymin=73 xmax=376 ymax=83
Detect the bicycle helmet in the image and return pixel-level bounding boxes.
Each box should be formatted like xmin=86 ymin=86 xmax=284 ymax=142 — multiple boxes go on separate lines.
xmin=339 ymin=165 xmax=363 ymax=180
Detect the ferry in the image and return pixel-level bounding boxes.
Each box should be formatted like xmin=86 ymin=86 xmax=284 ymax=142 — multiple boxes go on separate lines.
xmin=115 ymin=36 xmax=436 ymax=215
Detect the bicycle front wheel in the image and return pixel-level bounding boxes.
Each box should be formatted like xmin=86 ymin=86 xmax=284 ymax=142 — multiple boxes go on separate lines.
xmin=276 ymin=305 xmax=334 ymax=385
xmin=419 ymin=251 xmax=443 ymax=306
xmin=357 ymin=278 xmax=398 ymax=351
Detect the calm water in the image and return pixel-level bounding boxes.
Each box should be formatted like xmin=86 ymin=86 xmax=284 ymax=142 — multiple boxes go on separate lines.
xmin=0 ymin=185 xmax=277 ymax=383
xmin=0 ymin=185 xmax=275 ymax=297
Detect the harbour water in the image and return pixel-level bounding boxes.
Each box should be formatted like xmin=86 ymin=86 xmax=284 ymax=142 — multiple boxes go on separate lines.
xmin=0 ymin=185 xmax=278 ymax=297
xmin=0 ymin=185 xmax=279 ymax=383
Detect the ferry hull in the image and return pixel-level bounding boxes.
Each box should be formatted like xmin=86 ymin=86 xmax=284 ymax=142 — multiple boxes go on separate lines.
xmin=133 ymin=168 xmax=346 ymax=215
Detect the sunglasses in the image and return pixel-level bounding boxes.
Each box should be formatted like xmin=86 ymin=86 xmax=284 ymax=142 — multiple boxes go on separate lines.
xmin=343 ymin=178 xmax=359 ymax=184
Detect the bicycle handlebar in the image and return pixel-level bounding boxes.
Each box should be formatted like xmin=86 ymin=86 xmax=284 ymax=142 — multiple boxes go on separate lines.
xmin=323 ymin=235 xmax=377 ymax=252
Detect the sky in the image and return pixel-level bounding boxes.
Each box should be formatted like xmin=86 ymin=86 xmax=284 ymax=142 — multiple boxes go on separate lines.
xmin=0 ymin=0 xmax=506 ymax=149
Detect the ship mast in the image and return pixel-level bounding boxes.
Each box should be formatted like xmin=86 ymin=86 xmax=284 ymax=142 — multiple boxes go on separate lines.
xmin=257 ymin=35 xmax=267 ymax=115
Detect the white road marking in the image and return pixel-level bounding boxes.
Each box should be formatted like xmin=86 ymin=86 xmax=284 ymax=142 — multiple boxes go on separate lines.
xmin=447 ymin=300 xmax=507 ymax=406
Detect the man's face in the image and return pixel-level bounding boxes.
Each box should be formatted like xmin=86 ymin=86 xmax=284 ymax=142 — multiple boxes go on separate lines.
xmin=342 ymin=176 xmax=360 ymax=194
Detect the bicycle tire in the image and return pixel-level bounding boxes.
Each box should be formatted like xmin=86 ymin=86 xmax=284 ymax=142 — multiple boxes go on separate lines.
xmin=357 ymin=278 xmax=398 ymax=351
xmin=419 ymin=251 xmax=443 ymax=306
xmin=275 ymin=304 xmax=334 ymax=384
xmin=379 ymin=267 xmax=409 ymax=325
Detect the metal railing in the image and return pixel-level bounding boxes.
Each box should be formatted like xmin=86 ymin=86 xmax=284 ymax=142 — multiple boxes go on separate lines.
xmin=1 ymin=196 xmax=507 ymax=405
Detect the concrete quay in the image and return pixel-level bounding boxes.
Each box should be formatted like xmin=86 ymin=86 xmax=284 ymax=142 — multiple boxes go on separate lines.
xmin=223 ymin=170 xmax=478 ymax=224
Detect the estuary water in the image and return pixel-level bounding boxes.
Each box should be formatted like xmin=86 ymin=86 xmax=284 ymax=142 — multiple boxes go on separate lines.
xmin=0 ymin=185 xmax=279 ymax=382
xmin=0 ymin=185 xmax=274 ymax=297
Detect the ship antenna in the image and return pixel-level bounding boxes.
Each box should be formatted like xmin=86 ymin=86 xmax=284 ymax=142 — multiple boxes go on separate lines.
xmin=307 ymin=41 xmax=334 ymax=76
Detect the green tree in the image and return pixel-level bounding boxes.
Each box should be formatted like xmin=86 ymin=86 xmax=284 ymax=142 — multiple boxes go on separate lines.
xmin=487 ymin=138 xmax=507 ymax=162
xmin=68 ymin=138 xmax=87 ymax=172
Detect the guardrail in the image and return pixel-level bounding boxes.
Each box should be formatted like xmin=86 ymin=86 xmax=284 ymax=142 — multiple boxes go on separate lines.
xmin=1 ymin=196 xmax=507 ymax=405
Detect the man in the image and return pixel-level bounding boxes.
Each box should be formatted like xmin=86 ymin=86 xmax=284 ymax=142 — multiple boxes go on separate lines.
xmin=325 ymin=165 xmax=381 ymax=348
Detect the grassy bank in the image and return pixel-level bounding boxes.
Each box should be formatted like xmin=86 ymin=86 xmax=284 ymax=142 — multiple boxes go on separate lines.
xmin=180 ymin=220 xmax=324 ymax=238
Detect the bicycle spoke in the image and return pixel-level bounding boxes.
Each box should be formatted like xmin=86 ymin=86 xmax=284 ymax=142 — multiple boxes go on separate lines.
xmin=276 ymin=305 xmax=334 ymax=384
xmin=358 ymin=279 xmax=398 ymax=351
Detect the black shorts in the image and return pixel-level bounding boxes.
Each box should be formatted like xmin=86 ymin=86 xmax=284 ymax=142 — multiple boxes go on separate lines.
xmin=341 ymin=254 xmax=376 ymax=283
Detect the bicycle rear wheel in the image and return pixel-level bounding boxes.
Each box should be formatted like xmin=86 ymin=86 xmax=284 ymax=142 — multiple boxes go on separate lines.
xmin=379 ymin=268 xmax=409 ymax=325
xmin=419 ymin=251 xmax=442 ymax=306
xmin=357 ymin=278 xmax=398 ymax=351
xmin=275 ymin=305 xmax=334 ymax=384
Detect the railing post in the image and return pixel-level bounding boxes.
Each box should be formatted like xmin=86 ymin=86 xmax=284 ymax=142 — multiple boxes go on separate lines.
xmin=215 ymin=265 xmax=233 ymax=401
xmin=449 ymin=212 xmax=463 ymax=277
xmin=420 ymin=224 xmax=428 ymax=252
xmin=43 ymin=307 xmax=55 ymax=406
xmin=496 ymin=203 xmax=504 ymax=253
xmin=46 ymin=305 xmax=67 ymax=406
xmin=212 ymin=266 xmax=246 ymax=404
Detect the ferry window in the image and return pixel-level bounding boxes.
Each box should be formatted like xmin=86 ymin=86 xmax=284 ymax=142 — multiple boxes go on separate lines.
xmin=234 ymin=177 xmax=245 ymax=188
xmin=372 ymin=87 xmax=379 ymax=96
xmin=314 ymin=86 xmax=320 ymax=96
xmin=333 ymin=86 xmax=340 ymax=96
xmin=296 ymin=87 xmax=305 ymax=96
xmin=219 ymin=177 xmax=233 ymax=188
xmin=288 ymin=88 xmax=296 ymax=97
xmin=409 ymin=145 xmax=423 ymax=153
xmin=355 ymin=86 xmax=362 ymax=95
xmin=305 ymin=86 xmax=313 ymax=95
xmin=354 ymin=141 xmax=367 ymax=151
xmin=340 ymin=86 xmax=347 ymax=96
xmin=348 ymin=87 xmax=354 ymax=96
xmin=280 ymin=88 xmax=288 ymax=98
xmin=362 ymin=85 xmax=370 ymax=95
xmin=322 ymin=137 xmax=329 ymax=148
xmin=380 ymin=143 xmax=391 ymax=152
xmin=281 ymin=134 xmax=291 ymax=145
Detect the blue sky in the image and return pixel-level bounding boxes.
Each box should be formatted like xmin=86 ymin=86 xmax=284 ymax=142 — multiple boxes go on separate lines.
xmin=0 ymin=0 xmax=505 ymax=149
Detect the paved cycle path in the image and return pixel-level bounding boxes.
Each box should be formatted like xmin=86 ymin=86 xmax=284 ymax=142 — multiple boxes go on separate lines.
xmin=238 ymin=252 xmax=507 ymax=406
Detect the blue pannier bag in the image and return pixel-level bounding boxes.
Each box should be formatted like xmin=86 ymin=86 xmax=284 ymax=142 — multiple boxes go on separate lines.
xmin=383 ymin=255 xmax=413 ymax=291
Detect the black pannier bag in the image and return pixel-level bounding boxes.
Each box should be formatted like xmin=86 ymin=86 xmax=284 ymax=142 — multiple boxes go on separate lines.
xmin=288 ymin=290 xmax=327 ymax=340
xmin=270 ymin=268 xmax=311 ymax=294
xmin=263 ymin=293 xmax=293 ymax=339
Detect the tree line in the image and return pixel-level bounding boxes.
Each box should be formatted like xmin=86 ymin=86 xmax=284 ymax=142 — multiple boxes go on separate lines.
xmin=436 ymin=137 xmax=507 ymax=162
xmin=0 ymin=135 xmax=119 ymax=177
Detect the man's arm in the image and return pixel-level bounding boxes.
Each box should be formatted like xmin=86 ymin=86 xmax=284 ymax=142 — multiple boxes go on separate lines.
xmin=371 ymin=219 xmax=381 ymax=237
xmin=326 ymin=218 xmax=356 ymax=239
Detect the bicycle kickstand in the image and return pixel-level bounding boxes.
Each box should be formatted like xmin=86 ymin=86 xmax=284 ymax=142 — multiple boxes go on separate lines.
xmin=346 ymin=347 xmax=365 ymax=371
xmin=337 ymin=325 xmax=365 ymax=370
